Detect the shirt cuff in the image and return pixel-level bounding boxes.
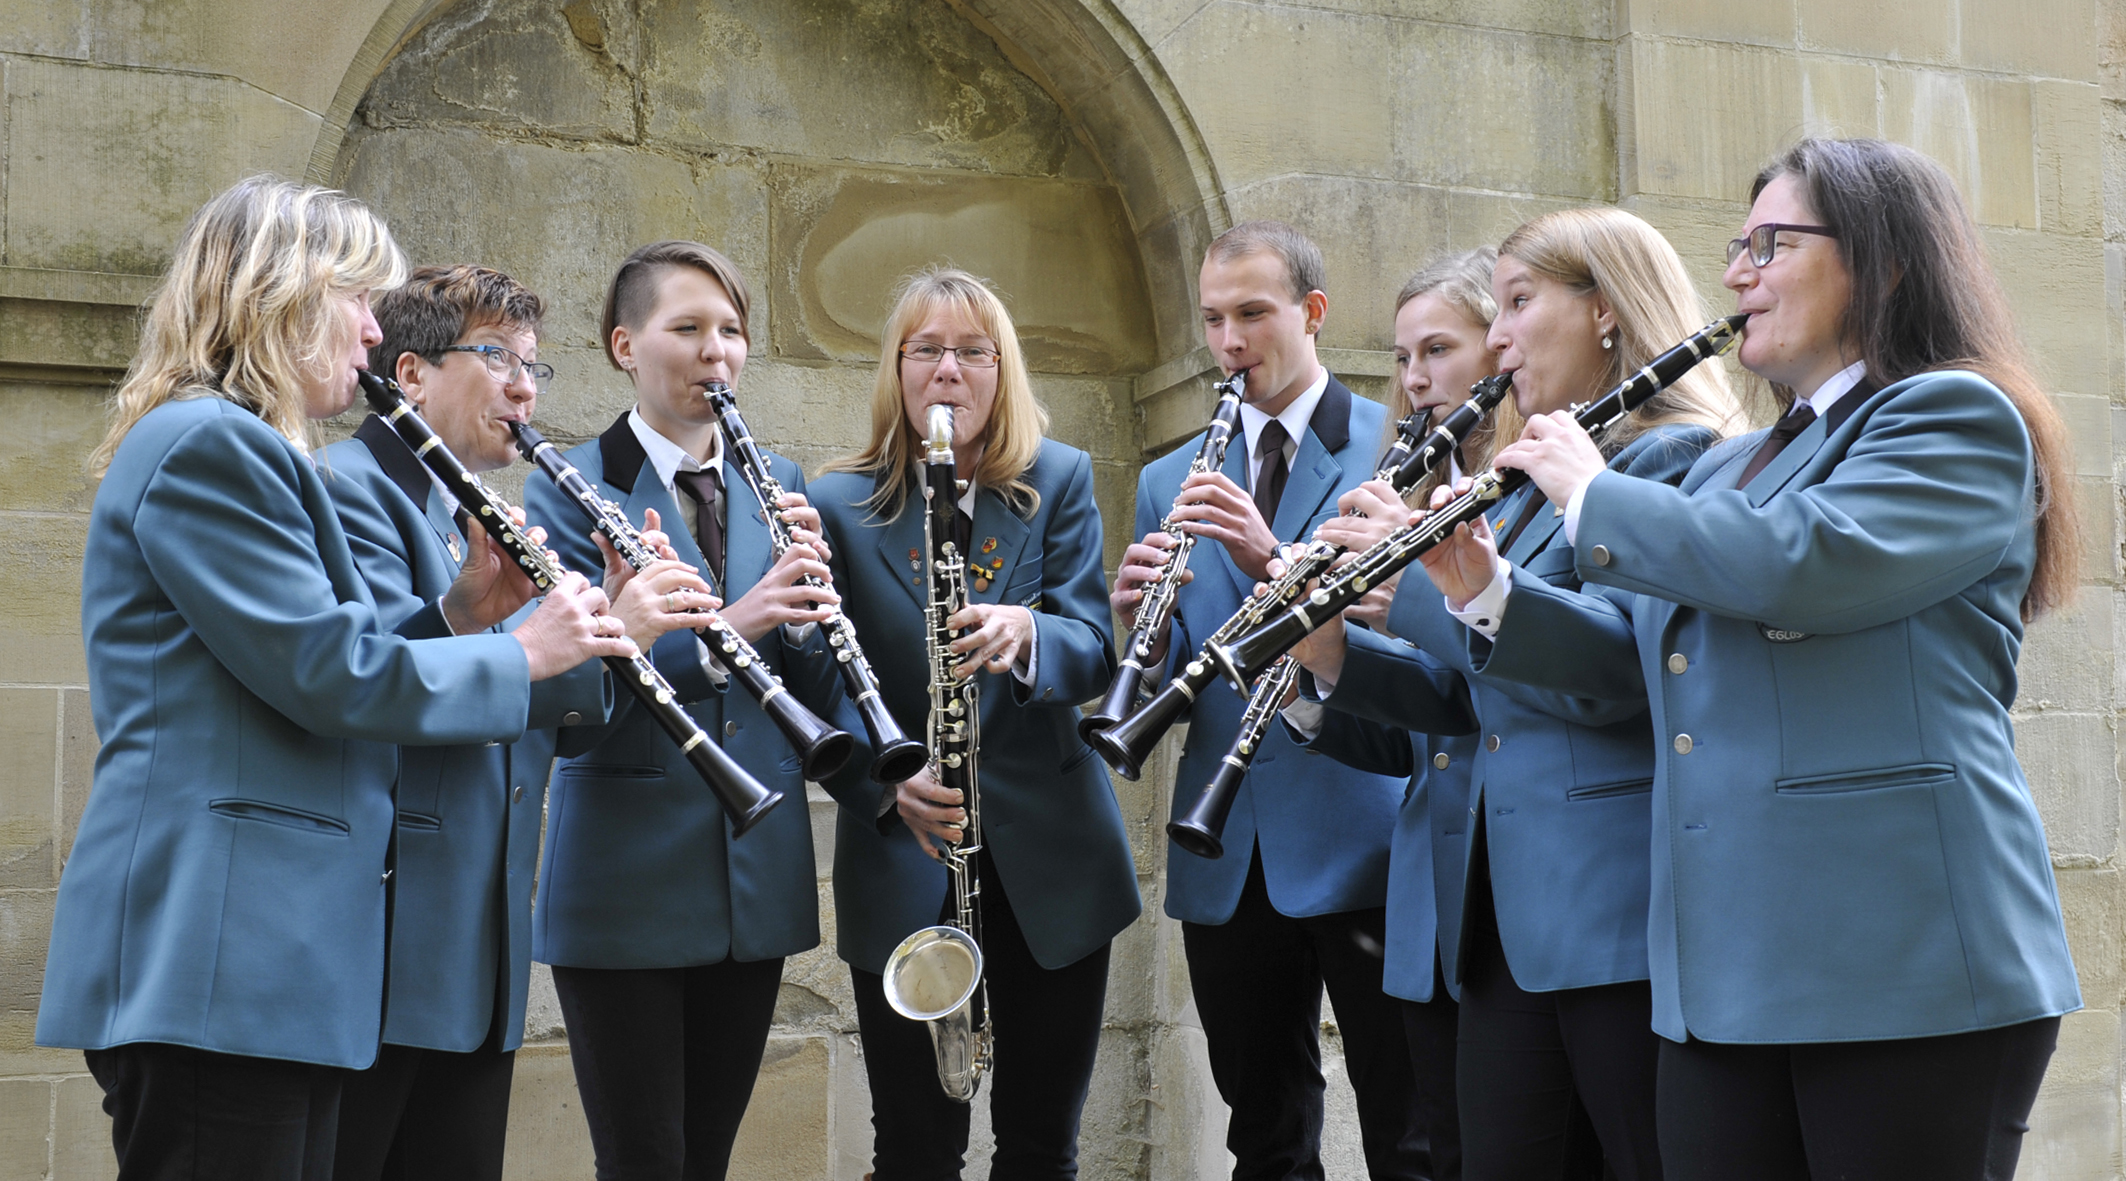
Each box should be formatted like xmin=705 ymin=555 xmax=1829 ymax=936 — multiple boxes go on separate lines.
xmin=1448 ymin=560 xmax=1513 ymax=638
xmin=783 ymin=621 xmax=818 ymax=645
xmin=693 ymin=635 xmax=731 ymax=687
xmin=437 ymin=598 xmax=463 ymax=636
xmin=1012 ymin=618 xmax=1039 ymax=686
xmin=1562 ymin=473 xmax=1597 ymax=546
xmin=1281 ymin=697 xmax=1326 ymax=741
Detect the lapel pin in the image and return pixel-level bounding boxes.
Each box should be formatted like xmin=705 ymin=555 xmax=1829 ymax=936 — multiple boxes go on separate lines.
xmin=446 ymin=534 xmax=463 ymax=562
xmin=980 ymin=537 xmax=998 ymax=554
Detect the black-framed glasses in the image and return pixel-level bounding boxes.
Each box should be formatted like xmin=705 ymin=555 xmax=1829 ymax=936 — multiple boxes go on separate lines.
xmin=899 ymin=342 xmax=1000 ymax=369
xmin=440 ymin=344 xmax=555 ymax=393
xmin=1726 ymin=223 xmax=1839 ymax=267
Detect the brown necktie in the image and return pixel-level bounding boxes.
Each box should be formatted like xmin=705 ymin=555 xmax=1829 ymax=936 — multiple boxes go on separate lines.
xmin=1737 ymin=403 xmax=1818 ymax=488
xmin=1253 ymin=420 xmax=1290 ymax=527
xmin=672 ymin=467 xmax=725 ymax=585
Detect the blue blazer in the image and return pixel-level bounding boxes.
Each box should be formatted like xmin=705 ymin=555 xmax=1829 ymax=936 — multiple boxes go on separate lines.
xmin=1335 ymin=427 xmax=1715 ymax=994
xmin=1150 ymin=378 xmax=1412 ymax=925
xmin=320 ymin=419 xmax=609 ymax=1053
xmin=40 ymin=398 xmax=533 ymax=1069
xmin=522 ymin=414 xmax=872 ymax=969
xmin=1298 ymin=643 xmax=1477 ymax=1004
xmin=1476 ymin=372 xmax=2081 ymax=1043
xmin=812 ymin=439 xmax=1141 ymax=974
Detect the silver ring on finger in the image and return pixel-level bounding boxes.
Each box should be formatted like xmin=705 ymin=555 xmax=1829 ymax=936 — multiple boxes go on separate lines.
xmin=664 ymin=591 xmax=676 ymax=612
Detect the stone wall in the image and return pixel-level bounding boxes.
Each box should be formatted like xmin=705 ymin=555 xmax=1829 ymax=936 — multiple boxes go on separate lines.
xmin=0 ymin=0 xmax=2122 ymax=1176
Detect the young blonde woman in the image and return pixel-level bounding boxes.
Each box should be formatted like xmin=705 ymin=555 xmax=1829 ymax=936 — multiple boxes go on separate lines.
xmin=37 ymin=177 xmax=627 ymax=1180
xmin=812 ymin=267 xmax=1139 ymax=1180
xmin=1293 ymin=210 xmax=1741 ymax=1180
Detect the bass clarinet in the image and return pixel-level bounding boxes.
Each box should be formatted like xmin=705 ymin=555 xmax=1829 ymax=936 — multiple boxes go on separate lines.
xmin=355 ymin=372 xmax=784 ymax=835
xmin=1206 ymin=315 xmax=1748 ymax=690
xmin=703 ymin=383 xmax=928 ymax=784
xmin=1093 ymin=372 xmax=1515 ymax=781
xmin=880 ymin=404 xmax=993 ymax=1102
xmin=508 ymin=420 xmax=854 ymax=782
xmin=1079 ymin=370 xmax=1246 ymax=743
xmin=1168 ymin=376 xmax=1511 ymax=858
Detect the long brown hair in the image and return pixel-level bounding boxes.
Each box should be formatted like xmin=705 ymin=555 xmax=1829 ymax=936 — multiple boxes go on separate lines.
xmin=1386 ymin=247 xmax=1522 ymax=505
xmin=91 ymin=177 xmax=406 ymax=474
xmin=1499 ymin=208 xmax=1744 ymax=455
xmin=1754 ymin=137 xmax=2077 ymax=620
xmin=822 ymin=267 xmax=1047 ymax=520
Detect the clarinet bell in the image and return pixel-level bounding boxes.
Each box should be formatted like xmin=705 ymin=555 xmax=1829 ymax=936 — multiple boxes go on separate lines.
xmin=1089 ymin=677 xmax=1190 ymax=781
xmin=1078 ymin=660 xmax=1144 ymax=745
xmin=1168 ymin=756 xmax=1243 ymax=859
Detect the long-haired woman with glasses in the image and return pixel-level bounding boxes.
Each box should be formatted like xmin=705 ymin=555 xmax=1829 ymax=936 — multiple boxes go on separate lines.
xmin=813 ymin=267 xmax=1140 ymax=1180
xmin=37 ymin=177 xmax=630 ymax=1181
xmin=1423 ymin=137 xmax=2082 ymax=1178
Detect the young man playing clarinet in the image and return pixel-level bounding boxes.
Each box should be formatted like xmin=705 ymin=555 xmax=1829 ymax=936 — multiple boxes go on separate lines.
xmin=319 ymin=265 xmax=713 ymax=1181
xmin=1111 ymin=221 xmax=1429 ymax=1179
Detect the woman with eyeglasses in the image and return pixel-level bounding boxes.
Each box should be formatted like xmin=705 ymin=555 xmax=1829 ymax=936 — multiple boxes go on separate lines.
xmin=812 ymin=267 xmax=1139 ymax=1180
xmin=1422 ymin=138 xmax=2082 ymax=1178
xmin=519 ymin=240 xmax=877 ymax=1181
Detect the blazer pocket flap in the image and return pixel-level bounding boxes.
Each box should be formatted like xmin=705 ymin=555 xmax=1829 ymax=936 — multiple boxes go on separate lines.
xmin=395 ymin=811 xmax=442 ymax=831
xmin=208 ymin=798 xmax=350 ymax=836
xmin=1566 ymin=777 xmax=1653 ymax=801
xmin=1775 ymin=762 xmax=1956 ymax=795
xmin=557 ymin=764 xmax=664 ymax=780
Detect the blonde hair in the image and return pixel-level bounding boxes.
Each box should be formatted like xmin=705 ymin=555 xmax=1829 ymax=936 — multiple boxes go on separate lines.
xmin=90 ymin=176 xmax=406 ymax=475
xmin=824 ymin=267 xmax=1049 ymax=520
xmin=1498 ymin=208 xmax=1742 ymax=454
xmin=1385 ymin=247 xmax=1522 ymax=504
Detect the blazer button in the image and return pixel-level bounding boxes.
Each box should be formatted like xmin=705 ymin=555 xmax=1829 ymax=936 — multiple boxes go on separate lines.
xmin=1667 ymin=653 xmax=1687 ymax=674
xmin=1674 ymin=734 xmax=1693 ymax=755
xmin=1589 ymin=544 xmax=1611 ymax=567
xmin=1433 ymin=753 xmax=1450 ymax=770
xmin=725 ymin=720 xmax=740 ymax=737
xmin=512 ymin=785 xmax=526 ymax=803
xmin=561 ymin=711 xmax=583 ymax=727
xmin=1485 ymin=735 xmax=1500 ymax=752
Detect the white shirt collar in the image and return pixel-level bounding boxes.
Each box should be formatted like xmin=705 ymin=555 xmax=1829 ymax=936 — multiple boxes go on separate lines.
xmin=628 ymin=406 xmax=724 ymax=491
xmin=1238 ymin=365 xmax=1329 ymax=480
xmin=1802 ymin=361 xmax=1868 ymax=419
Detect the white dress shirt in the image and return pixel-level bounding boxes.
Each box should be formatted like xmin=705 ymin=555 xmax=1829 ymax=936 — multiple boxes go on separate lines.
xmin=1238 ymin=366 xmax=1329 ymax=497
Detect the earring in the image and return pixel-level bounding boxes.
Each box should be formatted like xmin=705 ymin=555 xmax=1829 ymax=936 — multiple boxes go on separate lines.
xmin=1601 ymin=334 xmax=1614 ymax=351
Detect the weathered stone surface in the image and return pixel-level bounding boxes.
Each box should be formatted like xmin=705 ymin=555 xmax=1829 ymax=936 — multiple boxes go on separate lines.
xmin=2056 ymin=868 xmax=2123 ymax=1007
xmin=0 ymin=383 xmax=104 ymax=515
xmin=0 ymin=1078 xmax=48 ymax=1180
xmin=0 ymin=691 xmax=57 ymax=891
xmin=730 ymin=1037 xmax=830 ymax=1179
xmin=3 ymin=59 xmax=319 ymax=274
xmin=501 ymin=1044 xmax=598 ymax=1180
xmin=2021 ymin=1008 xmax=2122 ymax=1179
xmin=358 ymin=1 xmax=637 ymax=143
xmin=767 ymin=165 xmax=1155 ymax=374
xmin=2015 ymin=711 xmax=2119 ymax=864
xmin=1963 ymin=0 xmax=2099 ymax=82
xmin=1987 ymin=228 xmax=2110 ymax=393
xmin=1799 ymin=56 xmax=1884 ymax=140
xmin=1626 ymin=0 xmax=1793 ymax=45
xmin=0 ymin=515 xmax=88 ymax=685
xmin=1387 ymin=21 xmax=1615 ymax=199
xmin=59 ymin=689 xmax=94 ymax=873
xmin=2039 ymin=81 xmax=2107 ymax=238
xmin=1622 ymin=39 xmax=1802 ymax=203
xmin=2020 ymin=589 xmax=2114 ymax=713
xmin=54 ymin=1071 xmax=115 ymax=1181
xmin=1799 ymin=0 xmax=1957 ymax=63
xmin=1881 ymin=69 xmax=2038 ymax=229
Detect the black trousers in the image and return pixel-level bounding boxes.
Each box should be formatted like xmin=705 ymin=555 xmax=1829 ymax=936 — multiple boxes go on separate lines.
xmin=332 ymin=1034 xmax=516 ymax=1181
xmin=1657 ymin=1016 xmax=2060 ymax=1181
xmin=1457 ymin=844 xmax=1660 ymax=1181
xmin=1400 ymin=960 xmax=1464 ymax=1181
xmin=85 ymin=1042 xmax=346 ymax=1181
xmin=1181 ymin=849 xmax=1429 ymax=1181
xmin=852 ymin=851 xmax=1112 ymax=1181
xmin=550 ymin=955 xmax=786 ymax=1181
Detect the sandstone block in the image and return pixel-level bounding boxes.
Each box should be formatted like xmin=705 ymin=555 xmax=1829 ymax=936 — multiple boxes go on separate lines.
xmin=1387 ymin=21 xmax=1616 ymax=199
xmin=4 ymin=59 xmax=318 ymax=275
xmin=1986 ymin=228 xmax=2107 ymax=387
xmin=0 ymin=1078 xmax=48 ymax=1179
xmin=1625 ymin=0 xmax=1793 ymax=44
xmin=1962 ymin=0 xmax=2099 ymax=81
xmin=0 ymin=383 xmax=105 ymax=515
xmin=1145 ymin=1022 xmax=1229 ymax=1181
xmin=60 ymin=689 xmax=94 ymax=873
xmin=2013 ymin=710 xmax=2117 ymax=863
xmin=340 ymin=129 xmax=771 ymax=352
xmin=1799 ymin=0 xmax=1956 ymax=63
xmin=0 ymin=0 xmax=86 ymax=59
xmin=2054 ymin=867 xmax=2122 ymax=1007
xmin=1080 ymin=1027 xmax=1153 ymax=1180
xmin=501 ymin=1044 xmax=597 ymax=1181
xmin=2017 ymin=589 xmax=2112 ymax=712
xmin=1159 ymin=2 xmax=1395 ymax=189
xmin=1622 ymin=39 xmax=1801 ymax=203
xmin=357 ymin=1 xmax=636 ymax=144
xmin=1881 ymin=71 xmax=2037 ymax=229
xmin=2019 ymin=1008 xmax=2120 ymax=1179
xmin=55 ymin=1071 xmax=115 ymax=1180
xmin=0 ymin=514 xmax=86 ymax=685
xmin=2037 ymin=81 xmax=2106 ymax=238
xmin=0 ymin=689 xmax=57 ymax=890
xmin=729 ymin=1036 xmax=830 ymax=1180
xmin=1800 ymin=56 xmax=1883 ymax=139
xmin=2072 ymin=473 xmax=2116 ymax=584
xmin=78 ymin=0 xmax=397 ymax=115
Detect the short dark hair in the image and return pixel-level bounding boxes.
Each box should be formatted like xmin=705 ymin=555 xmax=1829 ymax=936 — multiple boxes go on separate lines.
xmin=370 ymin=264 xmax=544 ymax=377
xmin=1205 ymin=220 xmax=1326 ymax=303
xmin=601 ymin=240 xmax=752 ymax=370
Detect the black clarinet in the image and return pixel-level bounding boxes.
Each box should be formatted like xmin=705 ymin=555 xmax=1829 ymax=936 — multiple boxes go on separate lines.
xmin=508 ymin=421 xmax=854 ymax=783
xmin=1167 ymin=401 xmax=1458 ymax=859
xmin=702 ymin=383 xmax=927 ymax=785
xmin=355 ymin=372 xmax=784 ymax=835
xmin=1079 ymin=372 xmax=1247 ymax=744
xmin=1204 ymin=315 xmax=1748 ymax=690
xmin=1092 ymin=373 xmax=1514 ymax=782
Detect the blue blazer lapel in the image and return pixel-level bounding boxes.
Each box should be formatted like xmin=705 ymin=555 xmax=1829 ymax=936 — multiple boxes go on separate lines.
xmin=1742 ymin=415 xmax=1831 ymax=507
xmin=873 ymin=493 xmax=928 ymax=610
xmin=722 ymin=457 xmax=771 ymax=598
xmin=1271 ymin=428 xmax=1341 ymax=544
xmin=967 ymin=488 xmax=1032 ymax=606
xmin=1502 ymin=485 xmax=1565 ymax=565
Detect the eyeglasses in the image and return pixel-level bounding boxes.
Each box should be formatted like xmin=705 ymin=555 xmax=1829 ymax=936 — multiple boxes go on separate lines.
xmin=1726 ymin=223 xmax=1839 ymax=268
xmin=440 ymin=344 xmax=554 ymax=394
xmin=899 ymin=342 xmax=1000 ymax=369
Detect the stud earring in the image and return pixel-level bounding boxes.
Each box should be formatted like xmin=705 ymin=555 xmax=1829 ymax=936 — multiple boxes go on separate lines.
xmin=1601 ymin=333 xmax=1614 ymax=351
